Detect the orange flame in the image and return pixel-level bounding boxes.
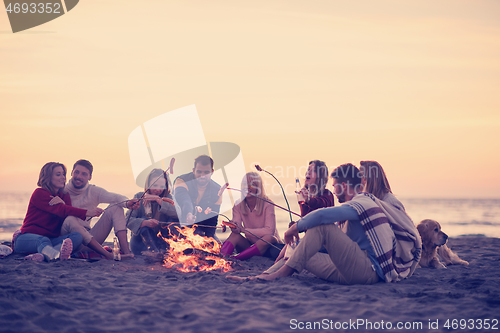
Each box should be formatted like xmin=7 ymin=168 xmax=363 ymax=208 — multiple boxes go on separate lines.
xmin=159 ymin=226 xmax=232 ymax=273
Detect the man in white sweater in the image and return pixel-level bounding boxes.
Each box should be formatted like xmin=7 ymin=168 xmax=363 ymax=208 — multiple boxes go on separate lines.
xmin=61 ymin=159 xmax=135 ymax=259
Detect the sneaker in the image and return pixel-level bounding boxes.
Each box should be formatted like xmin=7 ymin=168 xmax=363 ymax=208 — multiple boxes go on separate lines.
xmin=60 ymin=238 xmax=73 ymax=260
xmin=11 ymin=230 xmax=21 ymax=251
xmin=24 ymin=253 xmax=44 ymax=261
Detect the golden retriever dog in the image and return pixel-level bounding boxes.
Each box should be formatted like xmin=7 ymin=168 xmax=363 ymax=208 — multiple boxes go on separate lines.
xmin=416 ymin=219 xmax=469 ymax=269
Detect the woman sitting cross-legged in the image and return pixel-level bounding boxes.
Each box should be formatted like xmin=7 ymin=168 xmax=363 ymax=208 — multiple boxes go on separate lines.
xmin=220 ymin=172 xmax=282 ymax=260
xmin=126 ymin=168 xmax=178 ymax=255
xmin=13 ymin=162 xmax=103 ymax=261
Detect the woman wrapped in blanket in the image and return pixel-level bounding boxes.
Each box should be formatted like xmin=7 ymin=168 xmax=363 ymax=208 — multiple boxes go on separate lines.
xmin=13 ymin=162 xmax=103 ymax=261
xmin=126 ymin=168 xmax=178 ymax=255
xmin=359 ymin=160 xmax=405 ymax=211
xmin=220 ymin=172 xmax=282 ymax=260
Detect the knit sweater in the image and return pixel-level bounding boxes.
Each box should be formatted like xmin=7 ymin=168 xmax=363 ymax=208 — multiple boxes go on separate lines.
xmin=298 ymin=189 xmax=335 ymax=217
xmin=21 ymin=188 xmax=87 ymax=237
xmin=64 ymin=180 xmax=128 ymax=229
xmin=232 ymin=200 xmax=281 ymax=244
xmin=126 ymin=191 xmax=178 ymax=235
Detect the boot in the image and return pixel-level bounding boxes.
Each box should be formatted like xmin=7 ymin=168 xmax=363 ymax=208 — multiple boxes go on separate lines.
xmin=140 ymin=227 xmax=160 ymax=253
xmin=220 ymin=240 xmax=235 ymax=257
xmin=233 ymin=244 xmax=261 ymax=261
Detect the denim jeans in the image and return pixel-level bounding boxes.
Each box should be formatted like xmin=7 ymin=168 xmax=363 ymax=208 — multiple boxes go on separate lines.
xmin=14 ymin=232 xmax=83 ymax=254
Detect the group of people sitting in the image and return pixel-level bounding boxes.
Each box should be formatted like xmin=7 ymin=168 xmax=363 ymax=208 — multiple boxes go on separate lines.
xmin=12 ymin=155 xmax=421 ymax=286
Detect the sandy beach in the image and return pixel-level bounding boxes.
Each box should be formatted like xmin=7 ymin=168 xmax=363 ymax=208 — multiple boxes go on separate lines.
xmin=1 ymin=236 xmax=499 ymax=333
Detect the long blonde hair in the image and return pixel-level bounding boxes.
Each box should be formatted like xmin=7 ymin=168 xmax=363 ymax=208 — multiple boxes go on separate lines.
xmin=239 ymin=172 xmax=270 ymax=216
xmin=360 ymin=160 xmax=392 ymax=200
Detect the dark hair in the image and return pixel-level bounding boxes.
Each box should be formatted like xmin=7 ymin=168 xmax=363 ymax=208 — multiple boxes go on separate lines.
xmin=38 ymin=162 xmax=67 ymax=195
xmin=330 ymin=163 xmax=362 ymax=188
xmin=194 ymin=155 xmax=214 ymax=169
xmin=308 ymin=160 xmax=329 ymax=197
xmin=145 ymin=168 xmax=170 ymax=196
xmin=73 ymin=159 xmax=93 ymax=175
xmin=360 ymin=160 xmax=392 ymax=200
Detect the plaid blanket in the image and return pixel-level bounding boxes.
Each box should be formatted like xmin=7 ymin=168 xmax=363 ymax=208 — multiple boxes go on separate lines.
xmin=346 ymin=193 xmax=421 ymax=282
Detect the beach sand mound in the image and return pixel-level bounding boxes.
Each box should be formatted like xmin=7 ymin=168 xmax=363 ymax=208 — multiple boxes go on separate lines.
xmin=0 ymin=236 xmax=499 ymax=333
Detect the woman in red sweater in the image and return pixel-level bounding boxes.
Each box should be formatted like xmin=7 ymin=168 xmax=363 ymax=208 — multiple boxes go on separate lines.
xmin=13 ymin=162 xmax=103 ymax=261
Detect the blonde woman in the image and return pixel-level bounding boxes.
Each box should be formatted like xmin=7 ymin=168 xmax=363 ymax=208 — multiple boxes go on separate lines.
xmin=220 ymin=172 xmax=281 ymax=260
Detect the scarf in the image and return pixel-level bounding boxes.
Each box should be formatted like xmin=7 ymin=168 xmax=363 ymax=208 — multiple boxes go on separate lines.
xmin=64 ymin=179 xmax=89 ymax=196
xmin=346 ymin=193 xmax=422 ymax=282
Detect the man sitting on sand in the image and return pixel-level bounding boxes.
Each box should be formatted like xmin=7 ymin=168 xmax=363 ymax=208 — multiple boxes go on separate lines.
xmin=230 ymin=163 xmax=420 ymax=284
xmin=61 ymin=159 xmax=135 ymax=259
xmin=173 ymin=155 xmax=222 ymax=239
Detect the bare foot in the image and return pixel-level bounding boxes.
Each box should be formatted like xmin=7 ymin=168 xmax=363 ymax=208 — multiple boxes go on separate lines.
xmin=255 ymin=265 xmax=295 ymax=281
xmin=225 ymin=275 xmax=249 ymax=282
xmin=253 ymin=273 xmax=275 ymax=281
xmin=248 ymin=273 xmax=269 ymax=281
xmin=121 ymin=253 xmax=135 ymax=260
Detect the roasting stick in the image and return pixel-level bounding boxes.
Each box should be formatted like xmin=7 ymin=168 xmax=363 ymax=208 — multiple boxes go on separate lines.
xmin=225 ymin=184 xmax=292 ymax=251
xmin=227 ymin=187 xmax=301 ymax=218
xmin=100 ymin=158 xmax=177 ymax=215
xmin=160 ymin=182 xmax=283 ymax=251
xmin=123 ymin=158 xmax=176 ymax=225
xmin=220 ymin=219 xmax=282 ymax=252
xmin=202 ymin=209 xmax=282 ymax=252
xmin=105 ymin=197 xmax=174 ymax=211
xmin=164 ymin=208 xmax=283 ymax=252
xmin=255 ymin=164 xmax=294 ymax=224
xmin=138 ymin=157 xmax=176 ymax=202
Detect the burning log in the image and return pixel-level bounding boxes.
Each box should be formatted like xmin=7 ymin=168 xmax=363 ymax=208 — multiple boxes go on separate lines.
xmin=141 ymin=251 xmax=166 ymax=263
xmin=182 ymin=248 xmax=226 ymax=259
xmin=159 ymin=225 xmax=233 ymax=273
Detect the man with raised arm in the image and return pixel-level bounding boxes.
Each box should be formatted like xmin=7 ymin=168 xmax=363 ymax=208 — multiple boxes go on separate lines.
xmin=235 ymin=163 xmax=420 ymax=284
xmin=173 ymin=155 xmax=222 ymax=239
xmin=61 ymin=159 xmax=135 ymax=259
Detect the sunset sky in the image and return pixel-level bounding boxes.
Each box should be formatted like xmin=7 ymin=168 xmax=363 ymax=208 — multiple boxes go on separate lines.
xmin=1 ymin=0 xmax=499 ymax=199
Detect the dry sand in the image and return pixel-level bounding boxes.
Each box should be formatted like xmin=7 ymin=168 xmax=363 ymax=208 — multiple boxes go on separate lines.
xmin=1 ymin=236 xmax=499 ymax=333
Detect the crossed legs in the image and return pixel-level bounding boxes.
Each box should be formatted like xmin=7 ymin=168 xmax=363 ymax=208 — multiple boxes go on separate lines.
xmin=256 ymin=224 xmax=379 ymax=285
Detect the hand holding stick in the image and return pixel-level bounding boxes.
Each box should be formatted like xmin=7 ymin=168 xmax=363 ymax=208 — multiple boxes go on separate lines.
xmin=221 ymin=220 xmax=282 ymax=251
xmin=227 ymin=187 xmax=301 ymax=218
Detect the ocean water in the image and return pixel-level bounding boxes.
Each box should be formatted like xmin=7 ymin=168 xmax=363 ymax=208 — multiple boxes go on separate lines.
xmin=271 ymin=195 xmax=500 ymax=239
xmin=1 ymin=192 xmax=500 ymax=243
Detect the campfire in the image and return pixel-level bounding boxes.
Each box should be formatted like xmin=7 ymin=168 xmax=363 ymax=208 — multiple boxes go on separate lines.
xmin=159 ymin=226 xmax=233 ymax=273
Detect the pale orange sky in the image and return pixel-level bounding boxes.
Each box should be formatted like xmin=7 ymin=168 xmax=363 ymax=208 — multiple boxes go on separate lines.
xmin=1 ymin=0 xmax=499 ymax=198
